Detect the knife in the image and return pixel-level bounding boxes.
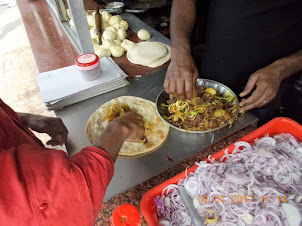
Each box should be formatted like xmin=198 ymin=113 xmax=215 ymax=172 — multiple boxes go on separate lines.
xmin=178 ymin=186 xmax=203 ymax=226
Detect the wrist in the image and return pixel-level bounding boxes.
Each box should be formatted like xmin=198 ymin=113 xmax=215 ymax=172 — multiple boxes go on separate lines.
xmin=171 ymin=45 xmax=191 ymax=56
xmin=171 ymin=48 xmax=194 ymax=66
xmin=270 ymin=60 xmax=290 ymax=80
xmin=93 ymin=121 xmax=129 ymax=162
xmin=17 ymin=112 xmax=31 ymax=126
xmin=107 ymin=120 xmax=130 ymax=140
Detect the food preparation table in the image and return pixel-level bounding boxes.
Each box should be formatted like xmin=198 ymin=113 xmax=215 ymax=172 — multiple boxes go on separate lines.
xmin=55 ymin=68 xmax=258 ymax=201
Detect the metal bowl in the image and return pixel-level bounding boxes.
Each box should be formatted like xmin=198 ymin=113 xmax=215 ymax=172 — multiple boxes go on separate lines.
xmin=156 ymin=79 xmax=240 ymax=133
xmin=105 ymin=2 xmax=125 ymax=14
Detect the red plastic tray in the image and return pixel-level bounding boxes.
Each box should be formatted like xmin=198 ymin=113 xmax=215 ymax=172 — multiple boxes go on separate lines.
xmin=140 ymin=117 xmax=302 ymax=225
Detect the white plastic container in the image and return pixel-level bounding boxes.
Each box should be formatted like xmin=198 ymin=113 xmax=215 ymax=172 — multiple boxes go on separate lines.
xmin=75 ymin=53 xmax=102 ymax=81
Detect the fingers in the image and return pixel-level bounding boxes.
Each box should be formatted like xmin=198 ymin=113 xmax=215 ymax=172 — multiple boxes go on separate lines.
xmin=240 ymin=65 xmax=282 ymax=112
xmin=192 ymin=72 xmax=198 ymax=98
xmin=240 ymin=84 xmax=277 ymax=112
xmin=165 ymin=73 xmax=197 ymax=100
xmin=46 ymin=138 xmax=61 ymax=146
xmin=46 ymin=118 xmax=68 ymax=145
xmin=240 ymin=81 xmax=266 ymax=106
xmin=239 ymin=73 xmax=259 ymax=97
xmin=163 ymin=78 xmax=170 ymax=95
xmin=177 ymin=79 xmax=186 ymax=101
xmin=184 ymin=77 xmax=193 ymax=100
xmin=121 ymin=112 xmax=145 ymax=142
xmin=164 ymin=57 xmax=198 ymax=100
xmin=168 ymin=79 xmax=177 ymax=98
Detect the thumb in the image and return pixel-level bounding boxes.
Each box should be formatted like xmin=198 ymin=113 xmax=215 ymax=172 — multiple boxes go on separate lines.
xmin=239 ymin=73 xmax=259 ymax=97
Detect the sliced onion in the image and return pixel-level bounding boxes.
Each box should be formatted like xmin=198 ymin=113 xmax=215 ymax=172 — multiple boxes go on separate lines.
xmin=154 ymin=133 xmax=302 ymax=225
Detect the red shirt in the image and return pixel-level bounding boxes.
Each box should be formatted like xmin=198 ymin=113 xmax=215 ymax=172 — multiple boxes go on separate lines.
xmin=0 ymin=99 xmax=114 ymax=226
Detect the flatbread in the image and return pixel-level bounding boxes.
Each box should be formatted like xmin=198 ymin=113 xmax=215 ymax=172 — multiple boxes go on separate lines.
xmin=146 ymin=43 xmax=171 ymax=68
xmin=127 ymin=41 xmax=171 ymax=67
xmin=85 ymin=96 xmax=169 ymax=156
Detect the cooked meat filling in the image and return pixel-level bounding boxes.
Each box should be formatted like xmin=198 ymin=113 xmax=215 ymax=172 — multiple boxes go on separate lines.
xmin=161 ymin=86 xmax=240 ymax=131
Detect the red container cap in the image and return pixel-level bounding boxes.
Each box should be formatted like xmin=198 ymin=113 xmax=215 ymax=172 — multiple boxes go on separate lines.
xmin=111 ymin=204 xmax=142 ymax=226
xmin=75 ymin=53 xmax=99 ymax=70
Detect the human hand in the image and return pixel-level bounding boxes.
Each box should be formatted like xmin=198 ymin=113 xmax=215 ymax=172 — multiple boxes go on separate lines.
xmin=112 ymin=111 xmax=145 ymax=142
xmin=164 ymin=51 xmax=198 ymax=100
xmin=93 ymin=112 xmax=145 ymax=161
xmin=239 ymin=65 xmax=283 ymax=112
xmin=19 ymin=113 xmax=68 ymax=146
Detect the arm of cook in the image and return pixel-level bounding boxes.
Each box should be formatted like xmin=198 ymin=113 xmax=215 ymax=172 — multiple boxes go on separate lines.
xmin=17 ymin=113 xmax=68 ymax=146
xmin=239 ymin=48 xmax=302 ymax=112
xmin=0 ymin=111 xmax=145 ymax=225
xmin=164 ymin=0 xmax=198 ymax=101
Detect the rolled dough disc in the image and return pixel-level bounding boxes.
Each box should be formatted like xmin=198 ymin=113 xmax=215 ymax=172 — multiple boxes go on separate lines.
xmin=127 ymin=41 xmax=169 ymax=66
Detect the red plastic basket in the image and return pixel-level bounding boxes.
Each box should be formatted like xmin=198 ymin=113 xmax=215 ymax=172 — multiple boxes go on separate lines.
xmin=140 ymin=117 xmax=302 ymax=226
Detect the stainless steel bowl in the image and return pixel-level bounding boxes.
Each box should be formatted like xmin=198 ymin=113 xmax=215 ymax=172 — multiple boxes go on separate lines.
xmin=105 ymin=2 xmax=149 ymax=14
xmin=156 ymin=78 xmax=240 ymax=133
xmin=105 ymin=2 xmax=125 ymax=14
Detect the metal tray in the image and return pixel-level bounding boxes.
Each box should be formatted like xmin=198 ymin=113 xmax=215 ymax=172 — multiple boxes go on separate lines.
xmin=94 ymin=0 xmax=171 ymax=10
xmin=156 ymin=78 xmax=240 ymax=133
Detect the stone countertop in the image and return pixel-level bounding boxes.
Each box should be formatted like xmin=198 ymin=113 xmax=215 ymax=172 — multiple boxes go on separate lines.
xmin=16 ymin=0 xmax=258 ymax=225
xmin=94 ymin=125 xmax=256 ymax=225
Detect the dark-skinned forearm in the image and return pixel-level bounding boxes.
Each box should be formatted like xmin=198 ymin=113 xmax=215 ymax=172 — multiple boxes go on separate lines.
xmin=271 ymin=48 xmax=302 ymax=80
xmin=17 ymin=112 xmax=32 ymax=127
xmin=170 ymin=0 xmax=196 ymax=55
xmin=93 ymin=122 xmax=128 ymax=162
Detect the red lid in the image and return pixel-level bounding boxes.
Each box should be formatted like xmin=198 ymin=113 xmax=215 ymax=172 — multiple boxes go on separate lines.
xmin=75 ymin=53 xmax=99 ymax=67
xmin=111 ymin=204 xmax=142 ymax=226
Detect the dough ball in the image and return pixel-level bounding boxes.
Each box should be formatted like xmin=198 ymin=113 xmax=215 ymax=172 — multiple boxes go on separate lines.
xmin=108 ymin=15 xmax=122 ymax=26
xmin=102 ymin=30 xmax=116 ymax=40
xmin=90 ymin=27 xmax=98 ymax=40
xmin=105 ymin=26 xmax=117 ymax=34
xmin=93 ymin=39 xmax=101 ymax=52
xmin=121 ymin=39 xmax=134 ymax=51
xmin=113 ymin=39 xmax=121 ymax=46
xmin=117 ymin=28 xmax=127 ymax=41
xmin=66 ymin=9 xmax=72 ymax=20
xmin=120 ymin=20 xmax=129 ymax=30
xmin=102 ymin=40 xmax=115 ymax=49
xmin=86 ymin=15 xmax=95 ymax=28
xmin=93 ymin=43 xmax=100 ymax=52
xmin=96 ymin=47 xmax=111 ymax=58
xmin=69 ymin=18 xmax=75 ymax=28
xmin=113 ymin=24 xmax=121 ymax=30
xmin=110 ymin=46 xmax=125 ymax=57
xmin=101 ymin=21 xmax=109 ymax=31
xmin=137 ymin=29 xmax=151 ymax=40
xmin=101 ymin=11 xmax=112 ymax=23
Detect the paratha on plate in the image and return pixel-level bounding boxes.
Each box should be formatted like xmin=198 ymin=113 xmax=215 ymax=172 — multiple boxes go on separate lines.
xmin=85 ymin=96 xmax=169 ymax=156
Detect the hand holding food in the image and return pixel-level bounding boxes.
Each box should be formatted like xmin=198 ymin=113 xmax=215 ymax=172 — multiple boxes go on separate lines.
xmin=239 ymin=64 xmax=283 ymax=112
xmin=92 ymin=111 xmax=144 ymax=161
xmin=112 ymin=111 xmax=145 ymax=142
xmin=86 ymin=96 xmax=169 ymax=156
xmin=164 ymin=51 xmax=198 ymax=100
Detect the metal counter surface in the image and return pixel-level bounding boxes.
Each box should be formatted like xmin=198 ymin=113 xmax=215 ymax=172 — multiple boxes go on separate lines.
xmin=55 ymin=68 xmax=258 ymax=201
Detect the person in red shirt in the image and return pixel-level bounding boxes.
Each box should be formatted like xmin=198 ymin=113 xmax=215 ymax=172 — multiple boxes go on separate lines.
xmin=0 ymin=98 xmax=144 ymax=226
